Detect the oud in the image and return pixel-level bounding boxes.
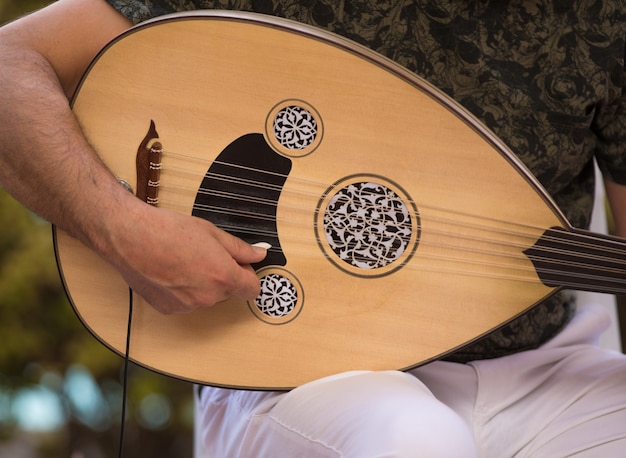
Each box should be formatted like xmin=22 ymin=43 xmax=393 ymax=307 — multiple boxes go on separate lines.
xmin=54 ymin=11 xmax=626 ymax=390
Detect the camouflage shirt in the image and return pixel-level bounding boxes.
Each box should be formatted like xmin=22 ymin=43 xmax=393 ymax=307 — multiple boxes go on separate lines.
xmin=106 ymin=0 xmax=626 ymax=362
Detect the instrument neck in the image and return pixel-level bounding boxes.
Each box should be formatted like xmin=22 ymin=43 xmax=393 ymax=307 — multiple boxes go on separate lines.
xmin=524 ymin=227 xmax=626 ymax=295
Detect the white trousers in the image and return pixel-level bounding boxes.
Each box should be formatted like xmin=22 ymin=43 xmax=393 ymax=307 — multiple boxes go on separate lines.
xmin=196 ymin=305 xmax=626 ymax=457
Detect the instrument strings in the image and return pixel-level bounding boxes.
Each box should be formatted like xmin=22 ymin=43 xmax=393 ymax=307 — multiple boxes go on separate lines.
xmin=154 ymin=150 xmax=626 ymax=293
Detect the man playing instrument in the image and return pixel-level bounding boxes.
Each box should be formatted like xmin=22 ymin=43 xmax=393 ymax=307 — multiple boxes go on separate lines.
xmin=2 ymin=0 xmax=626 ymax=455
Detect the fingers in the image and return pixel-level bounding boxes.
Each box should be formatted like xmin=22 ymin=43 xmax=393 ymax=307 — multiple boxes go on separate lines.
xmin=232 ymin=262 xmax=264 ymax=302
xmin=204 ymin=226 xmax=270 ymax=301
xmin=210 ymin=225 xmax=270 ymax=265
xmin=220 ymin=238 xmax=269 ymax=301
xmin=114 ymin=208 xmax=271 ymax=315
xmin=170 ymin=222 xmax=269 ymax=311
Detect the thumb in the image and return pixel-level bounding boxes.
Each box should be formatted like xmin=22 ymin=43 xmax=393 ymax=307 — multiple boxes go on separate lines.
xmin=215 ymin=229 xmax=270 ymax=265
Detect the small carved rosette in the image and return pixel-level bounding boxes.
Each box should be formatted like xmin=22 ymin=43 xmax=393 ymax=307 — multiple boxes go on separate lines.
xmin=265 ymin=99 xmax=323 ymax=157
xmin=249 ymin=268 xmax=304 ymax=325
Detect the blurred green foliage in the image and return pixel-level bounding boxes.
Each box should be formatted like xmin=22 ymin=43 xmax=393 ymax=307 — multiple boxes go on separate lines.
xmin=0 ymin=1 xmax=195 ymax=456
xmin=0 ymin=0 xmax=50 ymax=23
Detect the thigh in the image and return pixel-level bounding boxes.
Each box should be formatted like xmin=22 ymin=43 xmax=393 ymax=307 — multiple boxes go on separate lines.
xmin=475 ymin=344 xmax=626 ymax=457
xmin=471 ymin=305 xmax=626 ymax=457
xmin=197 ymin=370 xmax=477 ymax=457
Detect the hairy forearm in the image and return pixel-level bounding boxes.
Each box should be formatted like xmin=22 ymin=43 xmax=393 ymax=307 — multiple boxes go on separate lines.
xmin=0 ymin=44 xmax=137 ymax=253
xmin=0 ymin=40 xmax=265 ymax=312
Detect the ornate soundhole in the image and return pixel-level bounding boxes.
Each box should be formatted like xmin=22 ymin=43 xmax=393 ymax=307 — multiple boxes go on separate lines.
xmin=273 ymin=105 xmax=318 ymax=150
xmin=266 ymin=100 xmax=323 ymax=157
xmin=256 ymin=273 xmax=298 ymax=317
xmin=249 ymin=268 xmax=304 ymax=324
xmin=316 ymin=176 xmax=420 ymax=277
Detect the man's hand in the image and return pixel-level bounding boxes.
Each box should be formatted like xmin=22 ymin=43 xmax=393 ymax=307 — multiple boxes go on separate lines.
xmin=104 ymin=203 xmax=268 ymax=315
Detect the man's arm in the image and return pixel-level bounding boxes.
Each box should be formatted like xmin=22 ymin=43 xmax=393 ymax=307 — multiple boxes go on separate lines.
xmin=0 ymin=0 xmax=266 ymax=314
xmin=605 ymin=179 xmax=626 ymax=238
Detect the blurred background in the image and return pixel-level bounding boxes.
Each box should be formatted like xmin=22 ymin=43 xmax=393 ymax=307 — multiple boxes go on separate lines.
xmin=0 ymin=1 xmax=195 ymax=457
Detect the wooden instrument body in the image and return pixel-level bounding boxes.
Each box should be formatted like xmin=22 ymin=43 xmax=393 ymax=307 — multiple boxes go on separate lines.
xmin=54 ymin=12 xmax=565 ymax=389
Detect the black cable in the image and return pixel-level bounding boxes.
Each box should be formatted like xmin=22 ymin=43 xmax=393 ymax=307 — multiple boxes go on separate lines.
xmin=118 ymin=287 xmax=134 ymax=458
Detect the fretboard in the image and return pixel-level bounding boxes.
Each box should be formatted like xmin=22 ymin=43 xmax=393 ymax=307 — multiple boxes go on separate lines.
xmin=524 ymin=227 xmax=626 ymax=295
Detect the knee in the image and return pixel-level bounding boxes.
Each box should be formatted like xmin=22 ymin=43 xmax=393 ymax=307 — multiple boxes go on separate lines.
xmin=274 ymin=370 xmax=477 ymax=457
xmin=349 ymin=371 xmax=477 ymax=457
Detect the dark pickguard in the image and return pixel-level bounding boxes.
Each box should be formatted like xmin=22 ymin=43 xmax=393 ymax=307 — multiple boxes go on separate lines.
xmin=192 ymin=134 xmax=292 ymax=269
